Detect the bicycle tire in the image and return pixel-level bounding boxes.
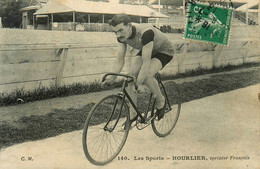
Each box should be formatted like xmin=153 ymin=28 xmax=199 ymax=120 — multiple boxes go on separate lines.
xmin=151 ymin=81 xmax=181 ymax=137
xmin=82 ymin=95 xmax=130 ymax=165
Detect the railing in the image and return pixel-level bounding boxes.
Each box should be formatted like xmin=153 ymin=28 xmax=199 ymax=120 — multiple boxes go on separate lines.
xmin=248 ymin=12 xmax=258 ymax=25
xmin=50 ymin=22 xmax=185 ymax=32
xmin=51 ymin=22 xmax=112 ymax=32
xmin=233 ymin=10 xmax=258 ymax=25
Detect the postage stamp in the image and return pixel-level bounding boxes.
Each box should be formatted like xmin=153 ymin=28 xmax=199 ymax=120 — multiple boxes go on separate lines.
xmin=184 ymin=1 xmax=233 ymax=46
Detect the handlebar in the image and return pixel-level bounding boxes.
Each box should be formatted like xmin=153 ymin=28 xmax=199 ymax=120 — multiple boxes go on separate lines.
xmin=102 ymin=73 xmax=135 ymax=83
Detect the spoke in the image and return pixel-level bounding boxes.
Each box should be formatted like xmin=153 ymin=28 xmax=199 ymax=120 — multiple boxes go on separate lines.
xmin=166 ymin=118 xmax=171 ymax=129
xmin=113 ymin=132 xmax=124 ymax=144
xmin=167 ymin=115 xmax=172 ymax=128
xmin=112 ymin=130 xmax=125 ymax=137
xmin=98 ymin=132 xmax=107 ymax=162
xmin=165 ymin=117 xmax=169 ymax=132
xmin=105 ymin=119 xmax=124 ymax=158
xmin=155 ymin=122 xmax=160 ymax=132
xmin=100 ymin=132 xmax=108 ymax=160
xmin=107 ymin=133 xmax=114 ymax=161
xmin=87 ymin=130 xmax=104 ymax=145
xmin=170 ymin=110 xmax=177 ymax=125
xmin=160 ymin=121 xmax=163 ymax=131
xmin=108 ymin=133 xmax=116 ymax=158
xmin=107 ymin=134 xmax=113 ymax=159
xmin=87 ymin=130 xmax=103 ymax=138
xmin=95 ymin=133 xmax=106 ymax=159
xmin=165 ymin=116 xmax=170 ymax=129
xmin=90 ymin=132 xmax=104 ymax=157
xmin=102 ymin=133 xmax=110 ymax=161
xmin=161 ymin=120 xmax=166 ymax=133
xmin=87 ymin=127 xmax=103 ymax=134
xmin=93 ymin=132 xmax=107 ymax=160
xmin=171 ymin=110 xmax=176 ymax=123
xmin=111 ymin=132 xmax=121 ymax=151
xmin=107 ymin=134 xmax=112 ymax=161
xmin=168 ymin=111 xmax=173 ymax=122
xmin=111 ymin=133 xmax=120 ymax=148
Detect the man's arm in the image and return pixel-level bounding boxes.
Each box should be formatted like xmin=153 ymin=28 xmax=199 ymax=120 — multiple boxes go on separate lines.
xmin=113 ymin=42 xmax=126 ymax=73
xmin=107 ymin=42 xmax=127 ymax=82
xmin=136 ymin=41 xmax=153 ymax=86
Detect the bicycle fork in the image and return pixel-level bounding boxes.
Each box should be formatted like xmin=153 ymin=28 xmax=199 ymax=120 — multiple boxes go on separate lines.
xmin=103 ymin=95 xmax=126 ymax=132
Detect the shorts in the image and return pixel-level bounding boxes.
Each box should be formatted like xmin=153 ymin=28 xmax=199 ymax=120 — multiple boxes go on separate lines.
xmin=137 ymin=51 xmax=173 ymax=69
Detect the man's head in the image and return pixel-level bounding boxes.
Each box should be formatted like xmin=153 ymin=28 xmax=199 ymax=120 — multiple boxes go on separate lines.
xmin=108 ymin=14 xmax=132 ymax=42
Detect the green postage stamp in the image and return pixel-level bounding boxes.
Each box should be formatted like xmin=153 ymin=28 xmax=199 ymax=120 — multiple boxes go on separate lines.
xmin=184 ymin=1 xmax=233 ymax=46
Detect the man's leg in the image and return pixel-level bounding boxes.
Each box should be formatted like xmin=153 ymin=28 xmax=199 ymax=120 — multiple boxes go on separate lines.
xmin=143 ymin=58 xmax=165 ymax=109
xmin=126 ymin=56 xmax=142 ymax=120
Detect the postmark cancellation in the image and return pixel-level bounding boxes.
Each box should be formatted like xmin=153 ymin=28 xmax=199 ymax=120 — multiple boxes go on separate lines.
xmin=184 ymin=1 xmax=233 ymax=46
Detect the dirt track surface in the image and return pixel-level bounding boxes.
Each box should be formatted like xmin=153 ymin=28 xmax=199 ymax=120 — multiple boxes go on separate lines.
xmin=1 ymin=66 xmax=259 ymax=126
xmin=0 ymin=84 xmax=259 ymax=169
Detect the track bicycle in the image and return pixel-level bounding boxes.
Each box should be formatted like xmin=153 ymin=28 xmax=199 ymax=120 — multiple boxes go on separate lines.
xmin=82 ymin=73 xmax=181 ymax=166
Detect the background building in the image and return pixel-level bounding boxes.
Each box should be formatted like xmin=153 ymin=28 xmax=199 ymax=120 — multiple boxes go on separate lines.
xmin=20 ymin=0 xmax=259 ymax=32
xmin=20 ymin=0 xmax=168 ymax=31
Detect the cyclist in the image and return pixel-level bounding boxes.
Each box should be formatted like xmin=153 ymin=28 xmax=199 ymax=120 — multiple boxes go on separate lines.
xmin=103 ymin=14 xmax=174 ymax=126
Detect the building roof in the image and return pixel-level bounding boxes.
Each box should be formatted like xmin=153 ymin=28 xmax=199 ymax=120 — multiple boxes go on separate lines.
xmin=149 ymin=0 xmax=258 ymax=9
xmin=20 ymin=5 xmax=42 ymax=12
xmin=34 ymin=0 xmax=168 ymax=18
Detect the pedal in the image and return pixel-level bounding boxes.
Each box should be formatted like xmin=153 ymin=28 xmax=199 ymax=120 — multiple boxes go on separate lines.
xmin=136 ymin=115 xmax=156 ymax=130
xmin=136 ymin=122 xmax=150 ymax=130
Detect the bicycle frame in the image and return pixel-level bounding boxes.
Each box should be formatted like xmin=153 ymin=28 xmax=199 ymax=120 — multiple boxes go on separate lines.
xmin=122 ymin=87 xmax=147 ymax=123
xmin=102 ymin=73 xmax=170 ymax=130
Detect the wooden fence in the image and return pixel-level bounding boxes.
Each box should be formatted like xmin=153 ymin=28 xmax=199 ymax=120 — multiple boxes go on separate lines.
xmin=0 ymin=28 xmax=259 ymax=94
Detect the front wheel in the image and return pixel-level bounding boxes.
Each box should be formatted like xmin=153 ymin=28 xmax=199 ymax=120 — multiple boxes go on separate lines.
xmin=82 ymin=95 xmax=130 ymax=165
xmin=152 ymin=81 xmax=181 ymax=137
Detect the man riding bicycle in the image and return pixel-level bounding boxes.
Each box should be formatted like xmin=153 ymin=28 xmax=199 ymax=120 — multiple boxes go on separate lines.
xmin=103 ymin=14 xmax=174 ymax=126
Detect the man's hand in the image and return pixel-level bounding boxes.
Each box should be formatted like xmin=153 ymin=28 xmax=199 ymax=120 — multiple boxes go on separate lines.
xmin=101 ymin=76 xmax=116 ymax=86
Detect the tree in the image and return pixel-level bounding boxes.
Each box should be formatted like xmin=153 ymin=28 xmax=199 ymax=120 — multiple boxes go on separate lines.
xmin=0 ymin=0 xmax=37 ymax=28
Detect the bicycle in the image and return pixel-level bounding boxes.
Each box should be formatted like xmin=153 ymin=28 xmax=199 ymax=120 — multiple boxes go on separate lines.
xmin=82 ymin=73 xmax=181 ymax=166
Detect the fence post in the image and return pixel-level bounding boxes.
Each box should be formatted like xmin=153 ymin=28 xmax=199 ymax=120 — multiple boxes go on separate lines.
xmin=213 ymin=45 xmax=223 ymax=68
xmin=259 ymin=0 xmax=260 ymax=27
xmin=51 ymin=14 xmax=53 ymax=31
xmin=178 ymin=43 xmax=188 ymax=73
xmin=242 ymin=41 xmax=252 ymax=63
xmin=246 ymin=3 xmax=248 ymax=26
xmin=56 ymin=48 xmax=69 ymax=86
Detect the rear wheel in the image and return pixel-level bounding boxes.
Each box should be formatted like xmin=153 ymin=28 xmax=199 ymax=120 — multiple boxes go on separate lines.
xmin=152 ymin=81 xmax=181 ymax=137
xmin=82 ymin=95 xmax=130 ymax=165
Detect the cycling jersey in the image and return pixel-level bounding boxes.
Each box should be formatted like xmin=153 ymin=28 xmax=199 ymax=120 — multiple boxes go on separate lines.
xmin=117 ymin=23 xmax=175 ymax=57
